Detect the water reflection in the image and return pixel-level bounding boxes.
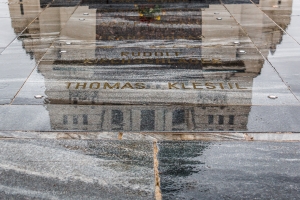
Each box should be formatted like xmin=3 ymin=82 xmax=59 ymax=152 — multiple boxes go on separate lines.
xmin=47 ymin=105 xmax=249 ymax=131
xmin=7 ymin=0 xmax=294 ymax=132
xmin=158 ymin=141 xmax=210 ymax=197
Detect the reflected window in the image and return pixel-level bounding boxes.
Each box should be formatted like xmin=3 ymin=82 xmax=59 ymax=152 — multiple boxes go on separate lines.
xmin=208 ymin=115 xmax=214 ymax=124
xmin=172 ymin=110 xmax=185 ymax=125
xmin=20 ymin=0 xmax=24 ymax=15
xmin=73 ymin=115 xmax=78 ymax=124
xmin=229 ymin=115 xmax=234 ymax=125
xmin=112 ymin=110 xmax=123 ymax=131
xmin=218 ymin=115 xmax=224 ymax=125
xmin=140 ymin=110 xmax=155 ymax=131
xmin=83 ymin=114 xmax=88 ymax=125
xmin=63 ymin=115 xmax=68 ymax=125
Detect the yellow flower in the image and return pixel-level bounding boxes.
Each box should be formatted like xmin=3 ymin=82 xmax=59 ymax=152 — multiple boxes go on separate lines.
xmin=139 ymin=13 xmax=143 ymax=17
xmin=155 ymin=16 xmax=161 ymax=20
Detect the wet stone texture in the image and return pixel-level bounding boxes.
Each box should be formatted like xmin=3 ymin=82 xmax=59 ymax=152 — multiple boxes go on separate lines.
xmin=0 ymin=139 xmax=155 ymax=199
xmin=1 ymin=0 xmax=300 ymax=199
xmin=158 ymin=141 xmax=300 ymax=200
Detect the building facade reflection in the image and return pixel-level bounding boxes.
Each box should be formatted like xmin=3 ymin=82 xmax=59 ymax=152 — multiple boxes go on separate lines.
xmin=8 ymin=0 xmax=293 ymax=131
xmin=47 ymin=105 xmax=250 ymax=131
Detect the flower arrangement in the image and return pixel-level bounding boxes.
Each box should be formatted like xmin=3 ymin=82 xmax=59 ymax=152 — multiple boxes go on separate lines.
xmin=135 ymin=5 xmax=161 ymax=23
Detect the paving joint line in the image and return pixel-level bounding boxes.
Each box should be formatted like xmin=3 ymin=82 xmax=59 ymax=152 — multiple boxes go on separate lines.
xmin=220 ymin=0 xmax=300 ymax=103
xmin=153 ymin=141 xmax=162 ymax=200
xmin=9 ymin=2 xmax=81 ymax=105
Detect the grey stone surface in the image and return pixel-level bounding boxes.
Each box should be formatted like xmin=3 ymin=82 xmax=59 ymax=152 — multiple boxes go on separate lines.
xmin=0 ymin=18 xmax=16 ymax=47
xmin=0 ymin=40 xmax=37 ymax=104
xmin=158 ymin=141 xmax=300 ymax=199
xmin=0 ymin=139 xmax=155 ymax=199
xmin=0 ymin=134 xmax=299 ymax=199
xmin=1 ymin=0 xmax=300 ymax=199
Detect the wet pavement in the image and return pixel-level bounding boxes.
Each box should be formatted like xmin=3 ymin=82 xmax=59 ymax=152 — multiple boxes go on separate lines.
xmin=0 ymin=0 xmax=300 ymax=199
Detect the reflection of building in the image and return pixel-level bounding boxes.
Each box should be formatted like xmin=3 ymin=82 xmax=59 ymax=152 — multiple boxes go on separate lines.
xmin=11 ymin=0 xmax=293 ymax=68
xmin=260 ymin=0 xmax=293 ymax=55
xmin=9 ymin=0 xmax=42 ymax=33
xmin=9 ymin=0 xmax=85 ymax=61
xmin=48 ymin=105 xmax=250 ymax=131
xmin=9 ymin=0 xmax=293 ymax=131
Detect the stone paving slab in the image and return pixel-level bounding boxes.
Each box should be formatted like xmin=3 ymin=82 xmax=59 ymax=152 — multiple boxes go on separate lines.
xmin=158 ymin=141 xmax=300 ymax=199
xmin=0 ymin=137 xmax=299 ymax=199
xmin=0 ymin=18 xmax=17 ymax=47
xmin=1 ymin=0 xmax=300 ymax=199
xmin=0 ymin=40 xmax=37 ymax=104
xmin=0 ymin=139 xmax=155 ymax=199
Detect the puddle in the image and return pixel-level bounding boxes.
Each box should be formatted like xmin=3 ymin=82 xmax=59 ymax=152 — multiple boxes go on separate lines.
xmin=0 ymin=0 xmax=299 ymax=132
